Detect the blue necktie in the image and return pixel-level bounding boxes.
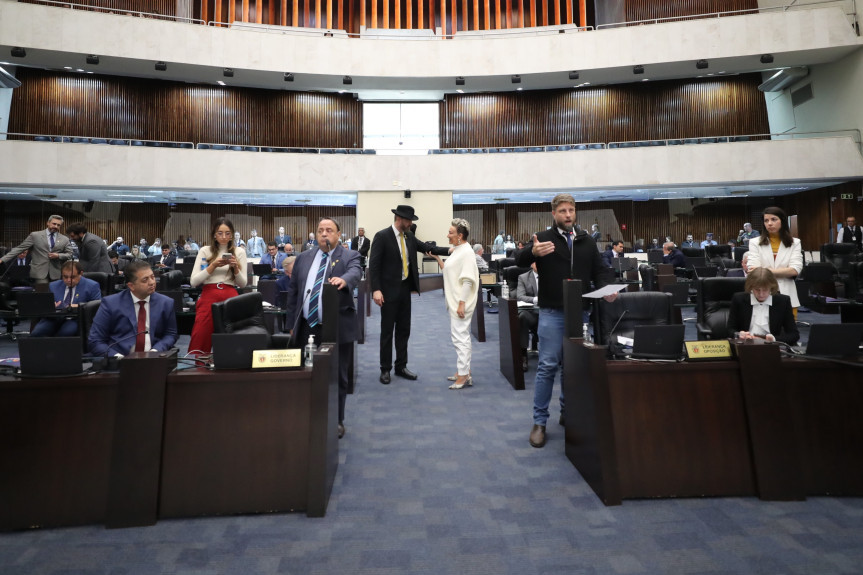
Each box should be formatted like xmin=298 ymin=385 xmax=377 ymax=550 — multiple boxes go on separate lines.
xmin=49 ymin=233 xmax=55 ymax=249
xmin=566 ymin=232 xmax=573 ymax=251
xmin=62 ymin=287 xmax=73 ymax=308
xmin=307 ymin=252 xmax=328 ymax=328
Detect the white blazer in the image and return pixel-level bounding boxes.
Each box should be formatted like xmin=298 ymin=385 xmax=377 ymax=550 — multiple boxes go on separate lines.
xmin=747 ymin=237 xmax=804 ymax=307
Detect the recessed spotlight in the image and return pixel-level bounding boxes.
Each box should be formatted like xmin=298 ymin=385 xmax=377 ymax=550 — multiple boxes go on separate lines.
xmin=11 ymin=47 xmax=26 ymax=58
xmin=455 ymin=76 xmax=465 ymax=86
xmin=283 ymin=72 xmax=294 ymax=81
xmin=456 ymin=89 xmax=464 ymax=94
xmin=633 ymin=65 xmax=644 ymax=74
xmin=63 ymin=66 xmax=72 ymax=70
xmin=223 ymin=68 xmax=234 ymax=77
xmin=155 ymin=61 xmax=167 ymax=71
xmin=86 ymin=54 xmax=99 ymax=65
xmin=696 ymin=59 xmax=708 ymax=69
xmin=569 ymin=71 xmax=579 ymax=80
xmin=516 ymin=87 xmax=523 ymax=91
xmin=760 ymin=54 xmax=774 ymax=64
xmin=641 ymin=78 xmax=649 ymax=82
xmin=217 ymin=81 xmax=226 ymax=86
xmin=343 ymin=75 xmax=352 ymax=85
xmin=511 ymin=75 xmax=521 ymax=84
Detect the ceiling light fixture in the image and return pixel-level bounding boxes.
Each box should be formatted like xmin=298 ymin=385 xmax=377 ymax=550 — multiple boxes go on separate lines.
xmin=511 ymin=75 xmax=521 ymax=84
xmin=155 ymin=61 xmax=167 ymax=71
xmin=11 ymin=47 xmax=26 ymax=58
xmin=633 ymin=65 xmax=644 ymax=75
xmin=455 ymin=76 xmax=465 ymax=86
xmin=568 ymin=71 xmax=579 ymax=80
xmin=223 ymin=68 xmax=234 ymax=77
xmin=86 ymin=54 xmax=99 ymax=65
xmin=284 ymin=72 xmax=294 ymax=82
xmin=696 ymin=59 xmax=708 ymax=70
xmin=343 ymin=75 xmax=352 ymax=85
xmin=760 ymin=54 xmax=774 ymax=64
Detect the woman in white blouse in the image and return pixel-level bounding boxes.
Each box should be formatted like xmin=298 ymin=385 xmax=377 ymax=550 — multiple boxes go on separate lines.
xmin=429 ymin=219 xmax=480 ymax=390
xmin=188 ymin=217 xmax=248 ymax=355
xmin=746 ymin=206 xmax=803 ymax=315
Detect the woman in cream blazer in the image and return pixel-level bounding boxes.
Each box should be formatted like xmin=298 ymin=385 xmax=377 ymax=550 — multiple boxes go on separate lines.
xmin=746 ymin=206 xmax=803 ymax=308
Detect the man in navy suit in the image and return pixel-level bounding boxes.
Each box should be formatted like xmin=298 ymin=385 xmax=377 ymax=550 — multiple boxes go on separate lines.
xmin=368 ymin=205 xmax=446 ymax=384
xmin=285 ymin=217 xmax=361 ymax=439
xmin=30 ymin=261 xmax=102 ymax=337
xmin=88 ymin=259 xmax=178 ymax=356
xmin=149 ymin=245 xmax=176 ymax=269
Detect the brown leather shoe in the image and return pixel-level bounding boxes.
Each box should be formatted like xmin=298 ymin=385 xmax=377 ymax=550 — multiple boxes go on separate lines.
xmin=529 ymin=424 xmax=546 ymax=448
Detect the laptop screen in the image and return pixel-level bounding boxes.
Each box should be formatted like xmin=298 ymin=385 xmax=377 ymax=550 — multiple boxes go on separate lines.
xmin=212 ymin=333 xmax=270 ymax=369
xmin=19 ymin=337 xmax=85 ymax=376
xmin=805 ymin=323 xmax=863 ymax=357
xmin=631 ymin=325 xmax=685 ymax=360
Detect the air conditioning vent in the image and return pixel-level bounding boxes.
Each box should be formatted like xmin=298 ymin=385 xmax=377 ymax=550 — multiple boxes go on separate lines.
xmin=791 ymin=83 xmax=814 ymax=107
xmin=758 ymin=67 xmax=809 ymax=92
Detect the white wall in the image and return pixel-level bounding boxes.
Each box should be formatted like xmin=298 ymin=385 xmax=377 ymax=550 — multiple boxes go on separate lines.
xmin=765 ymin=47 xmax=863 ymax=137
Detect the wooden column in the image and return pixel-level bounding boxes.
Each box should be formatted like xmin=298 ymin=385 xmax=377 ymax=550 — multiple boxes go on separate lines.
xmin=483 ymin=0 xmax=489 ymax=28
xmin=553 ymin=0 xmax=559 ymax=24
xmin=242 ymin=0 xmax=249 ymax=21
xmin=440 ymin=0 xmax=445 ymax=35
xmin=372 ymin=0 xmax=377 ymax=28
xmin=418 ymin=0 xmax=424 ymax=29
xmin=506 ymin=0 xmax=512 ymax=28
xmin=395 ymin=0 xmax=401 ymax=28
xmin=327 ymin=0 xmax=333 ymax=27
xmin=384 ymin=0 xmax=389 ymax=28
xmin=450 ymin=0 xmax=456 ymax=34
xmin=406 ymin=0 xmax=412 ymax=28
xmin=360 ymin=0 xmax=365 ymax=28
xmin=316 ymin=0 xmax=322 ymax=26
xmin=339 ymin=0 xmax=344 ymax=29
xmin=529 ymin=0 xmax=535 ymax=27
xmin=541 ymin=0 xmax=547 ymax=25
xmin=201 ymin=0 xmax=209 ymax=23
xmin=565 ymin=0 xmax=571 ymax=24
xmin=495 ymin=0 xmax=501 ymax=28
xmin=579 ymin=0 xmax=585 ymax=27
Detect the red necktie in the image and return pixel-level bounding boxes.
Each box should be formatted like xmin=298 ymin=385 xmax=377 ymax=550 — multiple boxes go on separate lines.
xmin=135 ymin=301 xmax=146 ymax=352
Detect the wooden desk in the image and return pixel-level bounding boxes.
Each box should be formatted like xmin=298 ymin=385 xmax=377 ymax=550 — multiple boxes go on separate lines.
xmin=498 ymin=296 xmax=524 ymax=390
xmin=159 ymin=347 xmax=338 ymax=519
xmin=471 ymin=284 xmax=486 ymax=343
xmin=563 ymin=341 xmax=756 ymax=505
xmin=0 ymin=348 xmax=338 ymax=531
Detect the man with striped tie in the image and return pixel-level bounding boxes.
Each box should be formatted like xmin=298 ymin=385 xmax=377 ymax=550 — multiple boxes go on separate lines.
xmin=284 ymin=216 xmax=362 ymax=439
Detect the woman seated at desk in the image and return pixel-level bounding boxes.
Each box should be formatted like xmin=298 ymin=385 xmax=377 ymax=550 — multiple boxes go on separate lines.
xmin=727 ymin=267 xmax=799 ymax=345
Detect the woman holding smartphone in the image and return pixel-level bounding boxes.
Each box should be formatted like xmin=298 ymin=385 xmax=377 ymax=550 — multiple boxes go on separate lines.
xmin=188 ymin=217 xmax=247 ymax=356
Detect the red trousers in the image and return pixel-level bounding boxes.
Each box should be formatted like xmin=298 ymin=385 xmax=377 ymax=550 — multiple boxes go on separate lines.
xmin=188 ymin=283 xmax=238 ymax=355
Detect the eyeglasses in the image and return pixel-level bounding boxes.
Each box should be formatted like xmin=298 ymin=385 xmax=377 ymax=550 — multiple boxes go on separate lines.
xmin=215 ymin=231 xmax=233 ymax=237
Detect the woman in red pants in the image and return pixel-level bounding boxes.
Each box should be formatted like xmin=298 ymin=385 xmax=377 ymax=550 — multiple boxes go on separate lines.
xmin=188 ymin=217 xmax=247 ymax=356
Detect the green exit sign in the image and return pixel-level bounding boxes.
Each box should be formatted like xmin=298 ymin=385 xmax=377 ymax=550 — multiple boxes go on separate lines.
xmin=841 ymin=194 xmax=855 ymax=200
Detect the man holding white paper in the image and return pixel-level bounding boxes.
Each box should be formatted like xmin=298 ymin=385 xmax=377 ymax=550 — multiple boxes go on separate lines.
xmin=516 ymin=193 xmax=617 ymax=449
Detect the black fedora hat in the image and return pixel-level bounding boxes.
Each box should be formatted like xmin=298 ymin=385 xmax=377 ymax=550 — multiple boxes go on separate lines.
xmin=392 ymin=205 xmax=418 ymax=221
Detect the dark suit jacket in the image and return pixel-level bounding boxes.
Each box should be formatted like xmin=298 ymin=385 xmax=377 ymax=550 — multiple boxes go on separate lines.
xmin=351 ymin=235 xmax=371 ymax=258
xmin=149 ymin=254 xmax=176 ymax=269
xmin=516 ymin=270 xmax=538 ymax=305
xmin=368 ymin=226 xmax=443 ymax=300
xmin=663 ymin=249 xmax=687 ymax=268
xmin=285 ymin=244 xmax=362 ymax=344
xmin=49 ymin=276 xmax=102 ymax=307
xmin=78 ymin=232 xmax=114 ymax=274
xmin=88 ymin=290 xmax=178 ymax=355
xmin=727 ymin=292 xmax=799 ymax=345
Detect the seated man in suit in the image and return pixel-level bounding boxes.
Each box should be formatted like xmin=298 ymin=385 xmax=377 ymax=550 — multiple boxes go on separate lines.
xmin=30 ymin=261 xmax=102 ymax=337
xmin=727 ymin=267 xmax=798 ymax=345
xmin=662 ymin=242 xmax=687 ymax=268
xmin=259 ymin=242 xmax=286 ymax=278
xmin=275 ymin=256 xmax=295 ymax=294
xmin=150 ymin=245 xmax=176 ymax=270
xmin=88 ymin=259 xmax=178 ymax=356
xmin=601 ymin=241 xmax=625 ymax=269
xmin=516 ymin=263 xmax=539 ymax=372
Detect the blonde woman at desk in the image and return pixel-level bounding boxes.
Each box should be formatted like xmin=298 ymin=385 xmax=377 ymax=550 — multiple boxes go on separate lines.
xmin=746 ymin=206 xmax=803 ymax=318
xmin=428 ymin=218 xmax=480 ymax=390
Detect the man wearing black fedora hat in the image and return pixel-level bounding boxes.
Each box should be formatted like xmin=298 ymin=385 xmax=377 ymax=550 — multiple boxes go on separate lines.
xmin=369 ymin=204 xmax=446 ymax=384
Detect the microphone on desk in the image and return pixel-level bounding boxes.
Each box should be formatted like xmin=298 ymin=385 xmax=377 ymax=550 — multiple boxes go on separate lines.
xmin=606 ymin=309 xmax=629 ymax=359
xmin=90 ymin=329 xmax=149 ymax=371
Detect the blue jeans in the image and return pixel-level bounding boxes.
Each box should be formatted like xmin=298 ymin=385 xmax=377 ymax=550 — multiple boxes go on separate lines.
xmin=30 ymin=318 xmax=79 ymax=337
xmin=533 ymin=308 xmax=566 ymax=426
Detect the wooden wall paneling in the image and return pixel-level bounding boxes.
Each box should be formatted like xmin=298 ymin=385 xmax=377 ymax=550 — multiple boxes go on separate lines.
xmin=529 ymin=0 xmax=535 ymax=26
xmin=418 ymin=0 xmax=423 ymax=29
xmin=327 ymin=0 xmax=333 ymax=27
xmin=202 ymin=0 xmax=210 ymax=22
xmin=406 ymin=0 xmax=412 ymax=28
xmin=383 ymin=0 xmax=389 ymax=28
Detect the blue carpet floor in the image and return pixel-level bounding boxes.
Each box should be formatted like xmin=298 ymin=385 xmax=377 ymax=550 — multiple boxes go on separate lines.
xmin=1 ymin=290 xmax=862 ymax=574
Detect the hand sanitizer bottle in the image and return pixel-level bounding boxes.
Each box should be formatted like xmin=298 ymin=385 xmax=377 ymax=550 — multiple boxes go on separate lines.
xmin=304 ymin=335 xmax=315 ymax=367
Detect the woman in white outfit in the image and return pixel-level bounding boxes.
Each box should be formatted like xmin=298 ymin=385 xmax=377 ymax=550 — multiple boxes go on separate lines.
xmin=429 ymin=218 xmax=480 ymax=390
xmin=746 ymin=206 xmax=803 ymax=316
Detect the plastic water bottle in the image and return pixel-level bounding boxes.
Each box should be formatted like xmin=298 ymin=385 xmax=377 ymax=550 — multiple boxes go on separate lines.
xmin=304 ymin=335 xmax=315 ymax=367
xmin=501 ymin=282 xmax=509 ymax=299
xmin=583 ymin=322 xmax=592 ymax=344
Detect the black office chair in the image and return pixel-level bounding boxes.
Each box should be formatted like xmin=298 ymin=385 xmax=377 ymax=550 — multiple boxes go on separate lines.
xmin=681 ymin=247 xmax=705 ymax=259
xmin=256 ymin=279 xmax=279 ymax=306
xmin=733 ymin=246 xmax=749 ymax=264
xmin=505 ymin=266 xmax=530 ymax=295
xmin=798 ymin=261 xmax=839 ymax=301
xmin=821 ymin=243 xmax=858 ymax=272
xmin=83 ymin=272 xmax=112 ymax=296
xmin=158 ymin=270 xmax=185 ymax=291
xmin=211 ymin=291 xmax=291 ymax=348
xmin=638 ymin=264 xmax=656 ymax=291
xmin=79 ymin=299 xmax=101 ymax=353
xmin=704 ymin=244 xmax=732 ymax=265
xmin=695 ymin=277 xmax=746 ymax=340
xmin=594 ymin=291 xmax=674 ymax=346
